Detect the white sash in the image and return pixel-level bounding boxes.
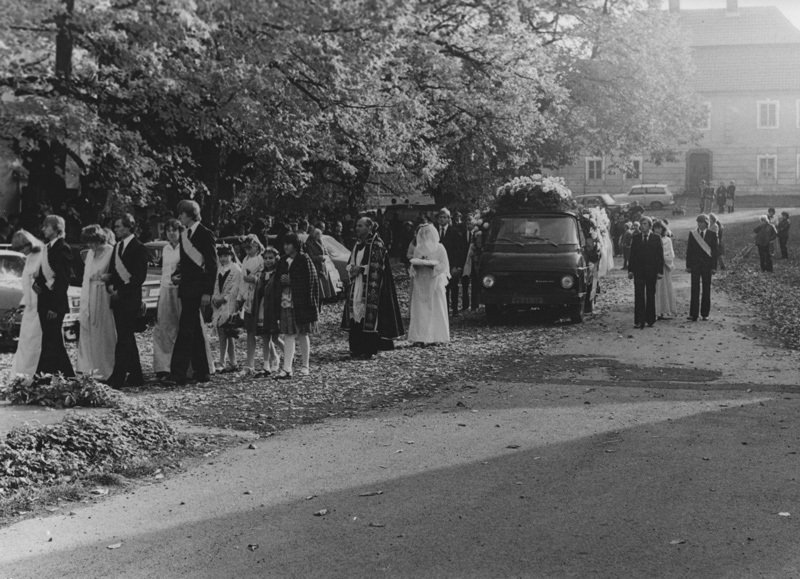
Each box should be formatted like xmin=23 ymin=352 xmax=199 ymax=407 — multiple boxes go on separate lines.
xmin=182 ymin=229 xmax=205 ymax=269
xmin=691 ymin=230 xmax=712 ymax=257
xmin=40 ymin=243 xmax=56 ymax=289
xmin=114 ymin=242 xmax=132 ymax=284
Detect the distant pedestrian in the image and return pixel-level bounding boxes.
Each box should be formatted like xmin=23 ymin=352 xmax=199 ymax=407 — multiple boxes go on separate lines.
xmin=686 ymin=214 xmax=718 ymax=322
xmin=726 ymin=181 xmax=736 ymax=213
xmin=698 ymin=180 xmax=706 ymax=212
xmin=715 ymin=182 xmax=726 ymax=214
xmin=754 ymin=215 xmax=777 ymax=272
xmin=628 ymin=216 xmax=664 ymax=329
xmin=777 ymin=212 xmax=790 ymax=259
xmin=709 ymin=213 xmax=726 ymax=270
xmin=703 ymin=182 xmax=715 ymax=214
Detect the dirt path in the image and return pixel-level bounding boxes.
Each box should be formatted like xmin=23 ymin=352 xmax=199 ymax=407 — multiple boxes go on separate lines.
xmin=2 ymin=264 xmax=800 ymax=578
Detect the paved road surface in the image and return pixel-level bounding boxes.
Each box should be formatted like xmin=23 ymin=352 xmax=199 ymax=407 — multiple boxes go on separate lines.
xmin=2 ymin=265 xmax=800 ymax=578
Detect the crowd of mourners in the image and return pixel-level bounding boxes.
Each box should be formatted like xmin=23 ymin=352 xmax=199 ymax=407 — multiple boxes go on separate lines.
xmin=8 ymin=201 xmax=484 ymax=386
xmin=5 ymin=195 xmax=794 ymax=387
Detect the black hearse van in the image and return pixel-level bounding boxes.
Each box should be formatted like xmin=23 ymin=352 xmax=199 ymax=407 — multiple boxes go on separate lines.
xmin=478 ymin=211 xmax=598 ymax=323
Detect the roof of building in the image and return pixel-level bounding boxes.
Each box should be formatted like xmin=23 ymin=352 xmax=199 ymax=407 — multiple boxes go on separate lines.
xmin=692 ymin=43 xmax=800 ymax=92
xmin=678 ymin=6 xmax=800 ymax=47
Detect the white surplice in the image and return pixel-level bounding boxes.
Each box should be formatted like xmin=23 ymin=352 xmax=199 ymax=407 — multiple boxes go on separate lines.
xmin=655 ymin=235 xmax=677 ymax=318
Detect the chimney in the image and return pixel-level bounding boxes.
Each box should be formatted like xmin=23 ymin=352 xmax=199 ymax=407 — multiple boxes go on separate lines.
xmin=669 ymin=0 xmax=680 ymax=12
xmin=727 ymin=0 xmax=738 ymax=13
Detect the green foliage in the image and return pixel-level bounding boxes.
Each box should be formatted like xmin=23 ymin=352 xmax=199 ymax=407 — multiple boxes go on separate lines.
xmin=0 ymin=403 xmax=177 ymax=494
xmin=1 ymin=373 xmax=120 ymax=409
xmin=0 ymin=0 xmax=703 ymax=216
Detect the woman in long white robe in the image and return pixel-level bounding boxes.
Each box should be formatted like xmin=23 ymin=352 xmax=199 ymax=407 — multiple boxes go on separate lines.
xmin=77 ymin=227 xmax=117 ymax=379
xmin=10 ymin=230 xmax=43 ymax=377
xmin=407 ymin=224 xmax=450 ymax=344
xmin=654 ymin=221 xmax=677 ymax=319
xmin=153 ymin=221 xmax=215 ymax=377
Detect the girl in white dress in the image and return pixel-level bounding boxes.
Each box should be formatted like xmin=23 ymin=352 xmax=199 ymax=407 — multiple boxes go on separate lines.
xmin=407 ymin=223 xmax=450 ymax=345
xmin=654 ymin=220 xmax=677 ymax=319
xmin=238 ymin=235 xmax=265 ymax=373
xmin=10 ymin=230 xmax=43 ymax=376
xmin=212 ymin=245 xmax=242 ymax=371
xmin=77 ymin=225 xmax=117 ymax=379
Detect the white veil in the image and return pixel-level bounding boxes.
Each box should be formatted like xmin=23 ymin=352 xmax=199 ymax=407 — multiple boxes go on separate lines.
xmin=411 ymin=223 xmax=450 ymax=284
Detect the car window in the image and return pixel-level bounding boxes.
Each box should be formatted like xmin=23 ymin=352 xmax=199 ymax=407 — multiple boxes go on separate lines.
xmin=629 ymin=188 xmax=644 ymax=196
xmin=0 ymin=255 xmax=25 ymax=278
xmin=650 ymin=187 xmax=666 ymax=194
xmin=491 ymin=216 xmax=579 ymax=245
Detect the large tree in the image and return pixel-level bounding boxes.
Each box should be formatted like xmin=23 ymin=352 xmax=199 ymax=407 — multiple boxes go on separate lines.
xmin=0 ymin=0 xmax=702 ymax=223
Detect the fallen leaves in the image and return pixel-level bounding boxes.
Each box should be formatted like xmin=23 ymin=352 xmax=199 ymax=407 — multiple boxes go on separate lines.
xmin=314 ymin=509 xmax=329 ymax=517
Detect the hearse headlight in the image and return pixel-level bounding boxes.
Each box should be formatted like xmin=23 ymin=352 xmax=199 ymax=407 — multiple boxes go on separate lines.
xmin=482 ymin=274 xmax=496 ymax=289
xmin=560 ymin=275 xmax=575 ymax=289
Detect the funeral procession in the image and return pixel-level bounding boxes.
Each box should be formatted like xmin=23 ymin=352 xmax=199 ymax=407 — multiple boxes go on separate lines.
xmin=3 ymin=0 xmax=800 ymax=577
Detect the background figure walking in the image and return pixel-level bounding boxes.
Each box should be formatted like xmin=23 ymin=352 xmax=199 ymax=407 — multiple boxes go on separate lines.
xmin=33 ymin=215 xmax=75 ymax=377
xmin=437 ymin=208 xmax=467 ymax=317
xmin=754 ymin=215 xmax=777 ymax=272
xmin=686 ymin=214 xmax=718 ymax=321
xmin=726 ymin=181 xmax=735 ymax=213
xmin=777 ymin=212 xmax=790 ymax=259
xmin=709 ymin=214 xmax=726 ymax=270
xmin=628 ymin=216 xmax=664 ymax=329
xmin=407 ymin=223 xmax=451 ymax=345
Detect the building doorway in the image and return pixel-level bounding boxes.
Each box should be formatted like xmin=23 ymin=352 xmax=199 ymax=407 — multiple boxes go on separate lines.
xmin=686 ymin=150 xmax=712 ymax=197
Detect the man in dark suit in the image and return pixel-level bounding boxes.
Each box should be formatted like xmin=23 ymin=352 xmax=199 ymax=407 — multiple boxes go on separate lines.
xmin=628 ymin=216 xmax=664 ymax=329
xmin=437 ymin=208 xmax=468 ymax=317
xmin=105 ymin=213 xmax=148 ymax=388
xmin=170 ymin=199 xmax=217 ymax=385
xmin=686 ymin=214 xmax=718 ymax=321
xmin=32 ymin=215 xmax=75 ymax=377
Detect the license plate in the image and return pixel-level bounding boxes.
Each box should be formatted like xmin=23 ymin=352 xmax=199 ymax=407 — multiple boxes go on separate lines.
xmin=511 ymin=296 xmax=544 ymax=305
xmin=149 ymin=287 xmax=161 ymax=298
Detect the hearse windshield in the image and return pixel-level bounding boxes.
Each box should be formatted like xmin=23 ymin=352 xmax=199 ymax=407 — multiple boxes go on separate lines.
xmin=490 ymin=216 xmax=579 ymax=247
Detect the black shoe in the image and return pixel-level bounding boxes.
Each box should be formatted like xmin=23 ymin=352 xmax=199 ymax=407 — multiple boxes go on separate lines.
xmin=647 ymin=322 xmax=654 ymax=327
xmin=686 ymin=316 xmax=697 ymax=322
xmin=195 ymin=374 xmax=211 ymax=384
xmin=701 ymin=317 xmax=709 ymax=321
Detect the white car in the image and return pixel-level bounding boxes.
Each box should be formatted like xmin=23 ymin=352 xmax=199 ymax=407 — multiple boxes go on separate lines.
xmin=615 ymin=184 xmax=675 ymax=210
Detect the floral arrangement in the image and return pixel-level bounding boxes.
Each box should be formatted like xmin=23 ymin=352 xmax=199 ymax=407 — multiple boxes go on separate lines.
xmin=493 ymin=175 xmax=577 ymax=213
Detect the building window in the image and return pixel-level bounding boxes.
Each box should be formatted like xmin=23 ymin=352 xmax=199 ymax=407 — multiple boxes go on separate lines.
xmin=586 ymin=157 xmax=603 ymax=181
xmin=796 ymin=100 xmax=800 ymax=129
xmin=757 ymin=155 xmax=777 ymax=182
xmin=624 ymin=157 xmax=642 ymax=180
xmin=698 ymin=102 xmax=711 ymax=130
xmin=757 ymin=100 xmax=779 ymax=129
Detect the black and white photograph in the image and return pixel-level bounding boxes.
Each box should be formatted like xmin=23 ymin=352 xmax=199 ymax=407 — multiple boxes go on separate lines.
xmin=1 ymin=0 xmax=800 ymax=577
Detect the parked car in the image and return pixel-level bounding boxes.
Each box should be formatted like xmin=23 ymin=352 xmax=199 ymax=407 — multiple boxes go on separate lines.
xmin=0 ymin=249 xmax=81 ymax=345
xmin=615 ymin=184 xmax=675 ymax=210
xmin=478 ymin=211 xmax=597 ymax=323
xmin=573 ymin=193 xmax=629 ymax=216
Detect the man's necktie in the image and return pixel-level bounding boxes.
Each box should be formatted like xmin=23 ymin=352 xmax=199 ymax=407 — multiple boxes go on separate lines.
xmin=117 ymin=241 xmax=124 ymax=257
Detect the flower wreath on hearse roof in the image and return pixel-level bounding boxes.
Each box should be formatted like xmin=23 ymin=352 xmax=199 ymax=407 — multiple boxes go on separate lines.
xmin=475 ymin=175 xmax=602 ymax=263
